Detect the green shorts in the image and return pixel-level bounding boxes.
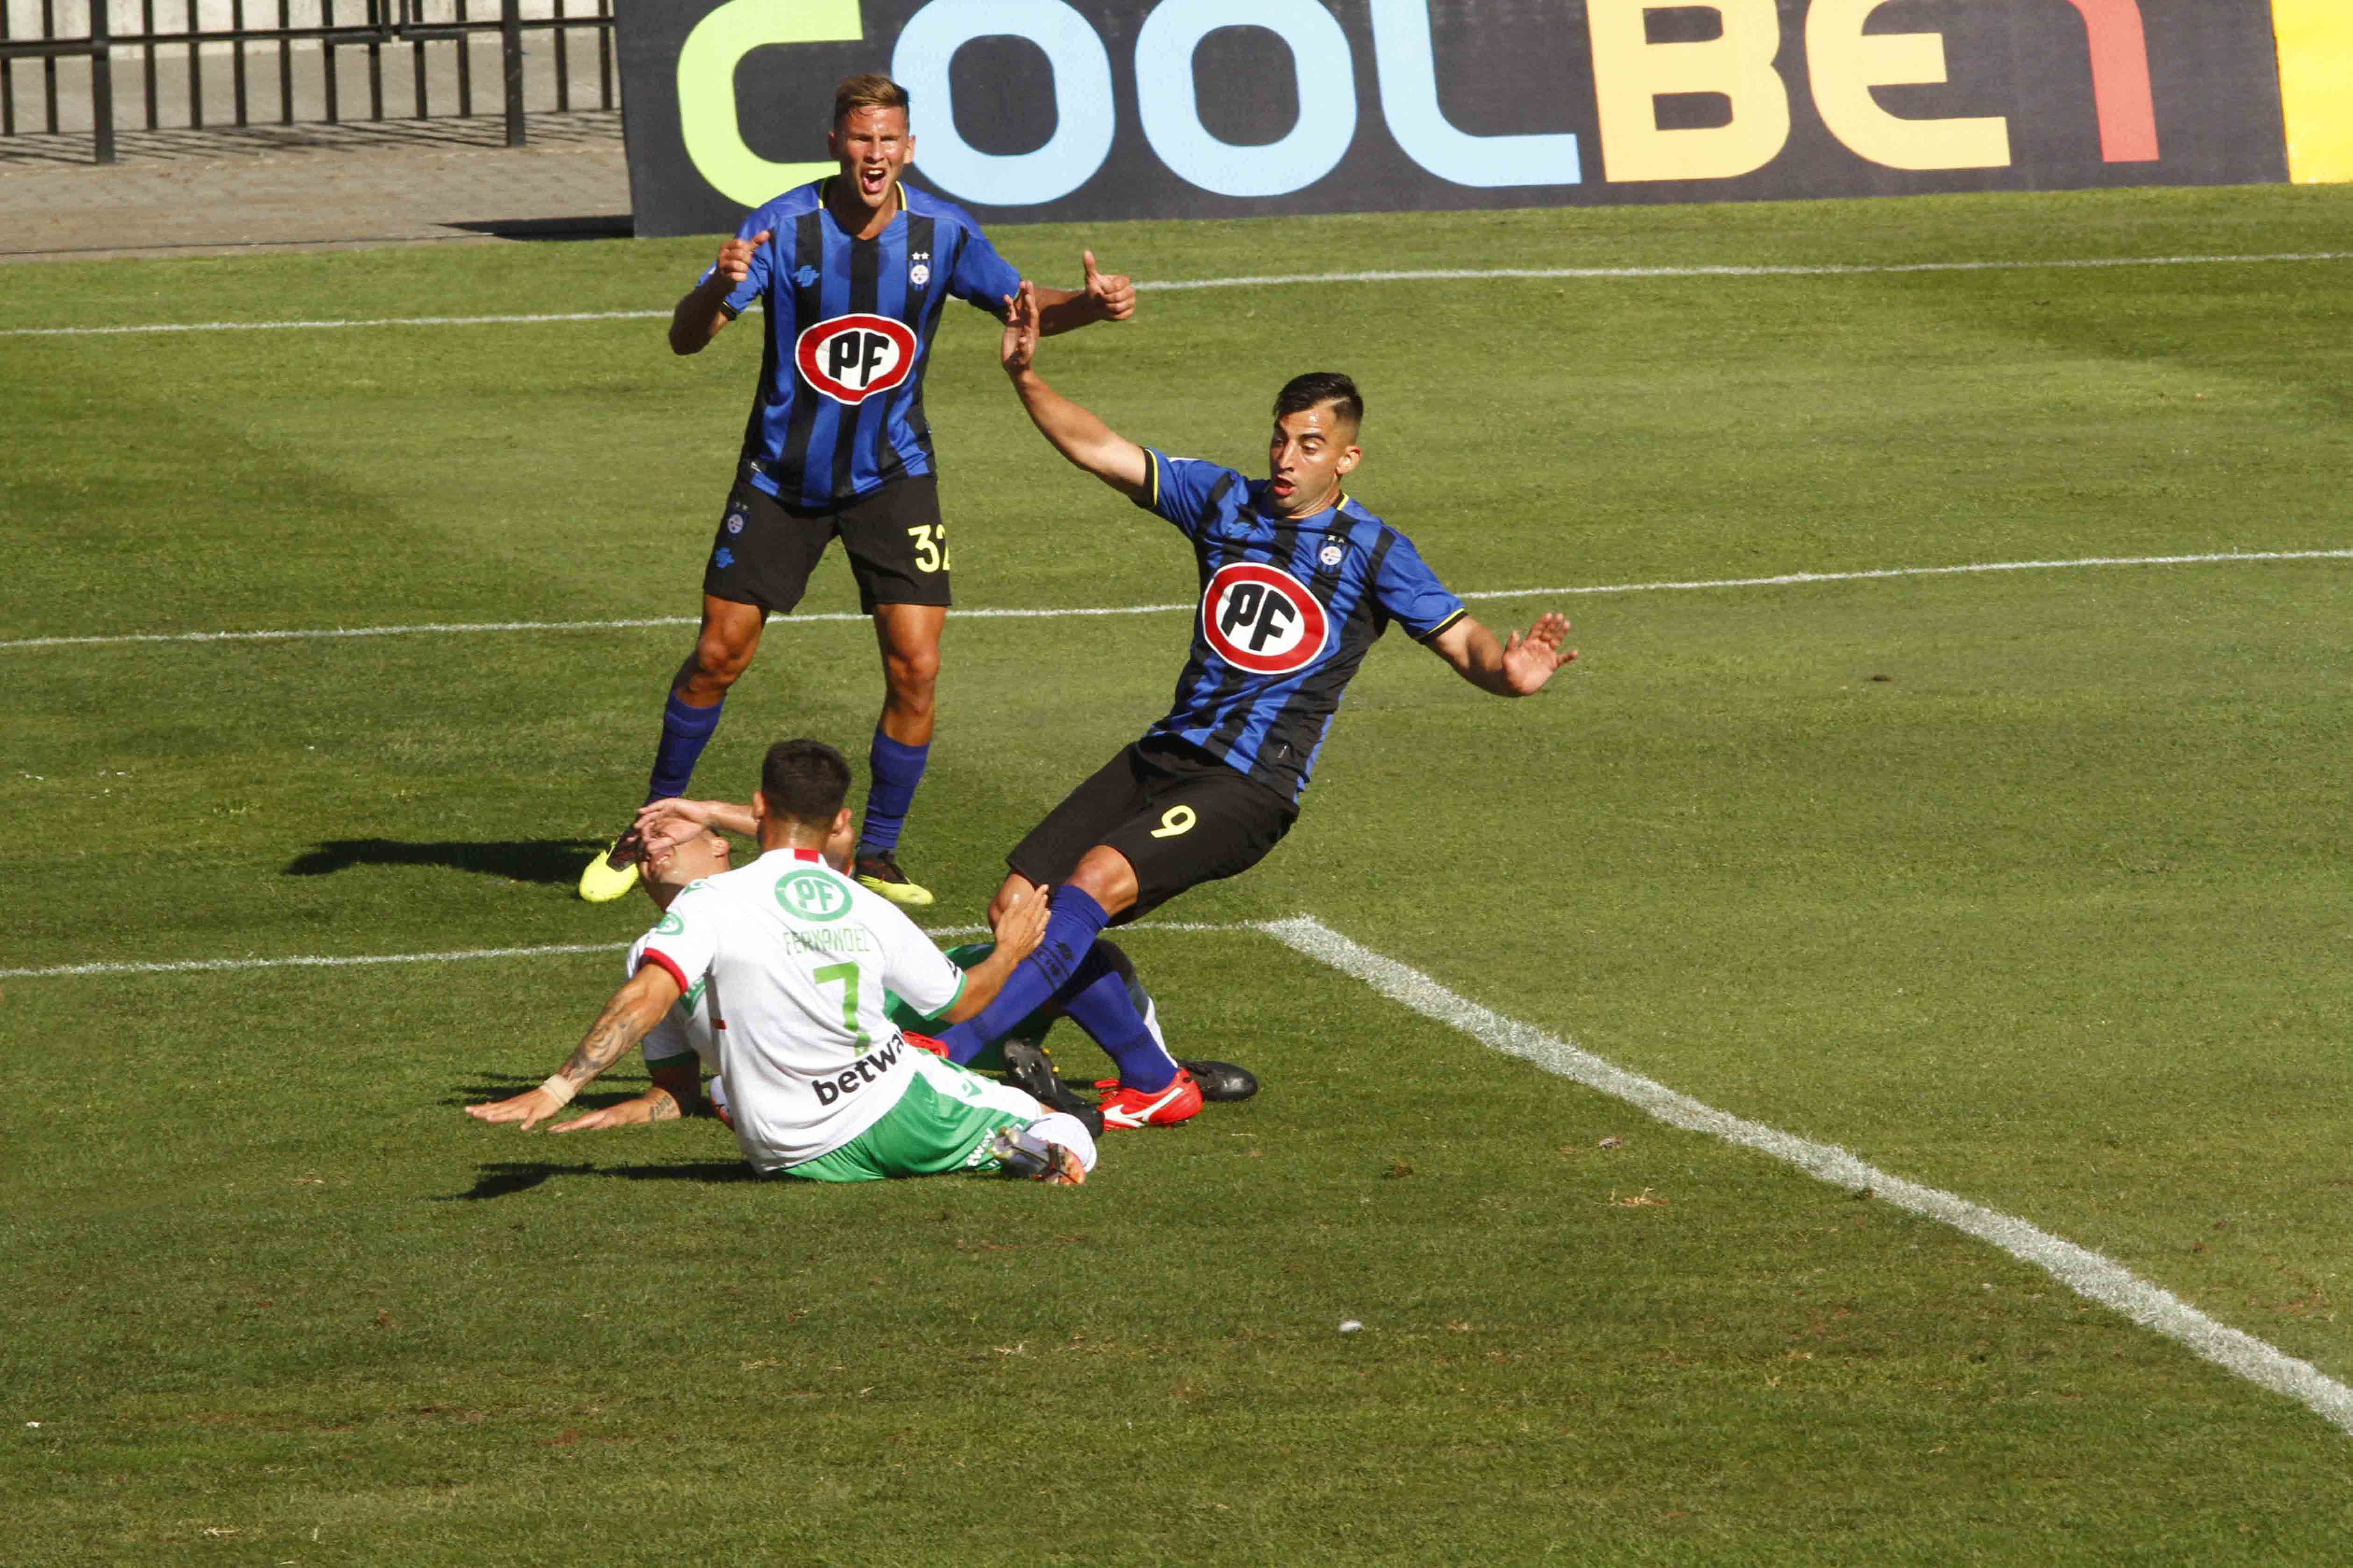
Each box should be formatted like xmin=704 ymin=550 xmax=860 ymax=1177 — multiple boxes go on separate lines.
xmin=781 ymin=1053 xmax=1045 ymax=1184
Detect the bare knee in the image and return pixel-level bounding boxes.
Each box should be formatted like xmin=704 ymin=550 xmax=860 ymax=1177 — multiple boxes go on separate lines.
xmin=1066 ymin=848 xmax=1138 ymax=918
xmin=881 ymin=642 xmax=941 ymax=716
xmin=679 ymin=629 xmax=758 ymax=699
xmin=988 ymin=873 xmax=1038 ymax=928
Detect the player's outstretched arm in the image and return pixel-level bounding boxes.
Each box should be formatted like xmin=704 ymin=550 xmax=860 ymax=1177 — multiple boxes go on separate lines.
xmin=548 ymin=1061 xmax=706 ymax=1134
xmin=1428 ymin=612 xmax=1577 ymax=697
xmin=465 ymin=964 xmax=684 ymax=1131
xmin=1000 ymin=282 xmax=1151 ymax=503
xmin=1030 ymin=251 xmax=1137 ymax=336
xmin=670 ymin=229 xmax=770 ymax=355
xmin=940 ymin=883 xmax=1053 ymax=1023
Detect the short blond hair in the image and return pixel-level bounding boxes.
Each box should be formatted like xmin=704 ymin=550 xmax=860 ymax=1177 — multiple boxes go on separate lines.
xmin=833 ymin=73 xmax=909 ymax=127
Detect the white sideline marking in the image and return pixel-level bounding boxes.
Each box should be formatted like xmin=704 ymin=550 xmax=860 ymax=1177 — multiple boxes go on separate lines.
xmin=1261 ymin=914 xmax=2353 ymax=1439
xmin=13 ymin=908 xmax=2347 ymax=1434
xmin=0 ymin=919 xmax=1252 ymax=980
xmin=3 ymin=251 xmax=2346 ymax=339
xmin=5 ymin=550 xmax=2345 ymax=654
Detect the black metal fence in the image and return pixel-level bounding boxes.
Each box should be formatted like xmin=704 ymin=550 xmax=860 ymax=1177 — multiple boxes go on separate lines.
xmin=0 ymin=0 xmax=616 ymax=162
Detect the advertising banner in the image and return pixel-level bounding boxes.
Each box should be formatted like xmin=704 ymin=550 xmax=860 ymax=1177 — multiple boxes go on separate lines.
xmin=617 ymin=0 xmax=2291 ymax=237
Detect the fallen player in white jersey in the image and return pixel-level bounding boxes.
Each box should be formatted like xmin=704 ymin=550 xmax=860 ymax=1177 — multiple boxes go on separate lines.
xmin=468 ymin=738 xmax=1096 ymax=1185
xmin=628 ymin=795 xmax=1262 ymax=1120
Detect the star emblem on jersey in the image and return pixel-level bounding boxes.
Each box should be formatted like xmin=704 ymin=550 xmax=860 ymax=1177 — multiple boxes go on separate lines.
xmin=1200 ymin=561 xmax=1331 ymax=675
xmin=775 ymin=868 xmax=851 ymax=921
xmin=908 ymin=251 xmax=931 ymax=286
xmin=796 ymin=313 xmax=919 ymax=405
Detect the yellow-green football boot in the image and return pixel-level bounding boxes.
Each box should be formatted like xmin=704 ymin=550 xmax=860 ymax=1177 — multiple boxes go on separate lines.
xmin=852 ymin=849 xmax=933 ymax=907
xmin=578 ymin=826 xmax=646 ymax=903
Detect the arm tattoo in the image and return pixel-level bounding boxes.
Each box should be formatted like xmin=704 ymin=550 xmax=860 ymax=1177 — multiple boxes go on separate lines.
xmin=554 ymin=989 xmax=657 ymax=1089
xmin=646 ymin=1088 xmax=682 ymax=1123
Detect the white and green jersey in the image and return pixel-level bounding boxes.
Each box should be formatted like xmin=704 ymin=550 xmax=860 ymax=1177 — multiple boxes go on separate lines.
xmin=630 ymin=846 xmax=966 ymax=1172
xmin=638 ymin=952 xmax=721 ymax=1073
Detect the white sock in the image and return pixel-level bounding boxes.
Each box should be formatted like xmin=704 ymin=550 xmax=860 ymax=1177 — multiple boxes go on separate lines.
xmin=1028 ymin=1112 xmax=1098 ymax=1172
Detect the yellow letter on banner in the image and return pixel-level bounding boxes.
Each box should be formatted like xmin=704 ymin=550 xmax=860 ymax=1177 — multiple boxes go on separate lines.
xmin=2272 ymin=0 xmax=2353 ymax=184
xmin=1806 ymin=0 xmax=2010 ymax=170
xmin=1588 ymin=0 xmax=1791 ymax=183
xmin=678 ymin=0 xmax=864 ymax=208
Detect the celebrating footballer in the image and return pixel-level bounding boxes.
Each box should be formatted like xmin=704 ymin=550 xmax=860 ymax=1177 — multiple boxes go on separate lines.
xmin=910 ymin=281 xmax=1576 ymax=1129
xmin=580 ymin=72 xmax=1137 ymax=910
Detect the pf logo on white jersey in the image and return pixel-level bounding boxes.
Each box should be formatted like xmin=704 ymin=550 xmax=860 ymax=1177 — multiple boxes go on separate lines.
xmin=795 ymin=314 xmax=918 ymax=404
xmin=1201 ymin=562 xmax=1330 ymax=675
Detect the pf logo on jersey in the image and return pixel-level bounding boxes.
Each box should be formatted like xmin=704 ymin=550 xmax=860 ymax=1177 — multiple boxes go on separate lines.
xmin=796 ymin=314 xmax=919 ymax=405
xmin=1201 ymin=562 xmax=1330 ymax=675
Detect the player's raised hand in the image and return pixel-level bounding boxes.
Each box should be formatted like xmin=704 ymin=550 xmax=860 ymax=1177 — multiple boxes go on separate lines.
xmin=1080 ymin=250 xmax=1135 ymax=321
xmin=1500 ymin=612 xmax=1576 ymax=694
xmin=634 ymin=796 xmax=711 ymax=856
xmin=991 ymin=880 xmax=1053 ymax=963
xmin=715 ymin=228 xmax=771 ymax=285
xmin=1000 ymin=280 xmax=1042 ymax=376
xmin=465 ymin=1086 xmax=566 ymax=1133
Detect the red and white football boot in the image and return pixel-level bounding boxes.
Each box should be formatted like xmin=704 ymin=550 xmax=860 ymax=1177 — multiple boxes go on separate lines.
xmin=1094 ymin=1067 xmax=1203 ymax=1129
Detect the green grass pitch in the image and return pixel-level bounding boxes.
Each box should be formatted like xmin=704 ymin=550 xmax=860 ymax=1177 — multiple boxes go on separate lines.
xmin=3 ymin=183 xmax=2351 ymax=1563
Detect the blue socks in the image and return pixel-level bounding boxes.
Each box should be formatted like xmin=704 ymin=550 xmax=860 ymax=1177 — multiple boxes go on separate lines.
xmin=858 ymin=727 xmax=930 ymax=855
xmin=939 ymin=886 xmax=1111 ymax=1065
xmin=1056 ymin=944 xmax=1179 ymax=1092
xmin=646 ymin=689 xmax=725 ymax=804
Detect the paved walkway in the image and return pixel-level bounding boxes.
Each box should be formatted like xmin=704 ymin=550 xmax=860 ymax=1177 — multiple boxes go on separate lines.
xmin=0 ymin=109 xmax=631 ymax=262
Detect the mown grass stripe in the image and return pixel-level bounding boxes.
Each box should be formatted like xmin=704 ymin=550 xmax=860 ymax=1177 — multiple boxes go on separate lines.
xmin=4 ymin=550 xmax=2344 ymax=653
xmin=1263 ymin=915 xmax=2353 ymax=1440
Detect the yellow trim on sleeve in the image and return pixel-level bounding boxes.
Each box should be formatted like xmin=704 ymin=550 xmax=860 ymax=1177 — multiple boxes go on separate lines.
xmin=1416 ymin=607 xmax=1469 ymax=643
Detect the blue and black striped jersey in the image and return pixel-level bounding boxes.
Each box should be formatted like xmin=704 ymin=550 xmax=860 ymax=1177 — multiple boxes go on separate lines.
xmin=1136 ymin=449 xmax=1468 ymax=804
xmin=711 ymin=179 xmax=1021 ymax=509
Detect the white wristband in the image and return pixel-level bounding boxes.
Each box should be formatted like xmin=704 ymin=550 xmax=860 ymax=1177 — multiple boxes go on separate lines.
xmin=538 ymin=1074 xmax=580 ymax=1108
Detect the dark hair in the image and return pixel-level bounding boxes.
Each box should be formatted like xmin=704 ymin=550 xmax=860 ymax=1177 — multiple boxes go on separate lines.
xmin=1273 ymin=371 xmax=1362 ymax=431
xmin=761 ymin=738 xmax=852 ymax=826
xmin=833 ymin=72 xmax=909 ymax=126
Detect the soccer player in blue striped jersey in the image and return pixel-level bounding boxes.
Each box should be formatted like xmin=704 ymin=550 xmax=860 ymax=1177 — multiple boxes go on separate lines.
xmin=580 ymin=73 xmax=1135 ymax=909
xmin=928 ymin=283 xmax=1576 ymax=1129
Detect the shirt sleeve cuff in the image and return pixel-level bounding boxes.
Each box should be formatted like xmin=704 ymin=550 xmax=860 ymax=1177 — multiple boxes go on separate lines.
xmin=638 ymin=949 xmax=692 ymax=995
xmin=1414 ymin=607 xmax=1469 ymax=643
xmin=918 ymin=967 xmax=968 ymax=1023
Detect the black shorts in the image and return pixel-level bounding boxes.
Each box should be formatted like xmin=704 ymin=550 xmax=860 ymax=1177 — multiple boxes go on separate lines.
xmin=1007 ymin=736 xmax=1298 ymax=924
xmin=702 ymin=473 xmax=952 ymax=615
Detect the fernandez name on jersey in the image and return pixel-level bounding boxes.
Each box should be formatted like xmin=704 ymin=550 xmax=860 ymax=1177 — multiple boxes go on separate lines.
xmin=713 ymin=178 xmax=1022 ymax=510
xmin=1136 ymin=449 xmax=1468 ymax=805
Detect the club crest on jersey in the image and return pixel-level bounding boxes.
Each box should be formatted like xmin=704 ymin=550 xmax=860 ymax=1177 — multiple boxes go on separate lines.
xmin=1201 ymin=561 xmax=1330 ymax=675
xmin=795 ymin=313 xmax=919 ymax=405
xmin=776 ymin=868 xmax=852 ymax=921
xmin=908 ymin=250 xmax=931 ymax=286
xmin=1318 ymin=541 xmax=1345 ymax=569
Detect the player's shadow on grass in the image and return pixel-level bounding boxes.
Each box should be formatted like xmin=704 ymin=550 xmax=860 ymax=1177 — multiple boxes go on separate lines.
xmin=441 ymin=1081 xmax=652 ymax=1110
xmin=439 ymin=1160 xmax=760 ymax=1201
xmin=284 ymin=838 xmax=600 ymax=886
